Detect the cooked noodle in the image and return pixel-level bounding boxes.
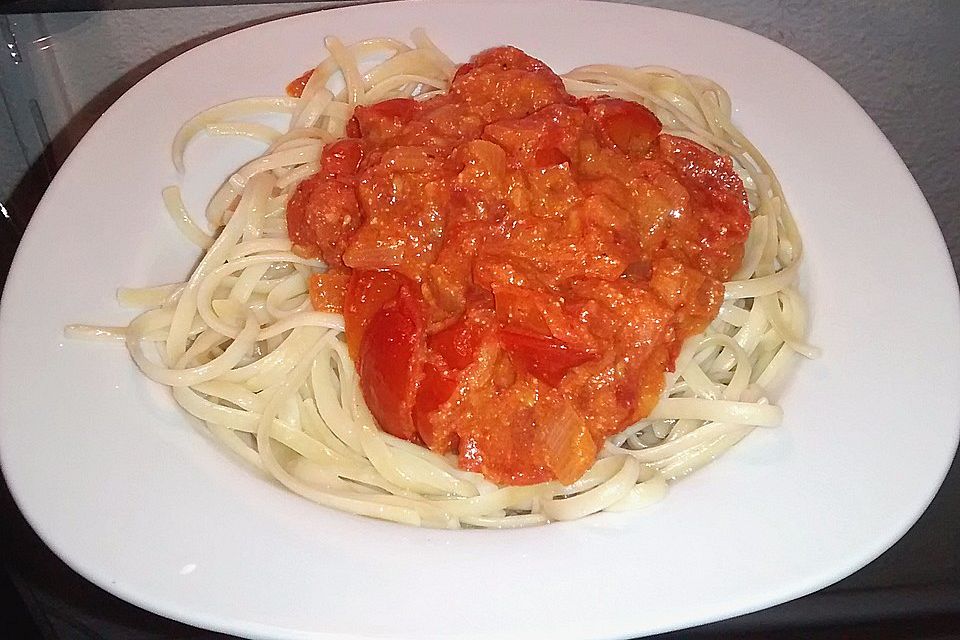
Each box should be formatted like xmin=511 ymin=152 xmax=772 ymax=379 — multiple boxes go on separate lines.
xmin=67 ymin=30 xmax=815 ymax=528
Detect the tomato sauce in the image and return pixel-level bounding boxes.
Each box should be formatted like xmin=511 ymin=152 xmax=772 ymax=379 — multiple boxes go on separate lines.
xmin=287 ymin=47 xmax=750 ymax=485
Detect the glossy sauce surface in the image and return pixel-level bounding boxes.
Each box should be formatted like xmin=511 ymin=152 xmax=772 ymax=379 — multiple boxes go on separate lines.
xmin=288 ymin=47 xmax=750 ymax=485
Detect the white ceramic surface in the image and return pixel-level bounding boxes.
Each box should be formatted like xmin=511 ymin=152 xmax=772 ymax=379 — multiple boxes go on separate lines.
xmin=2 ymin=2 xmax=958 ymax=638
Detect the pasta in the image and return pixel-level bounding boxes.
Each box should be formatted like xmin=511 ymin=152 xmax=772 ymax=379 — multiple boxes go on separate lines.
xmin=67 ymin=31 xmax=815 ymax=528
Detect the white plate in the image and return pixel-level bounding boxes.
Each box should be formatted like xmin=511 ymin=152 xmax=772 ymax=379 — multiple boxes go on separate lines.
xmin=2 ymin=1 xmax=958 ymax=638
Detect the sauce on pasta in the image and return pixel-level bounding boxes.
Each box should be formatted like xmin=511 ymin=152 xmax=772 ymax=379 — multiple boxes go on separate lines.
xmin=287 ymin=47 xmax=751 ymax=485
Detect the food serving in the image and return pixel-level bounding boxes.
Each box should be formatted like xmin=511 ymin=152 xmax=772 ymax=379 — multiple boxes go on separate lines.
xmin=68 ymin=31 xmax=814 ymax=528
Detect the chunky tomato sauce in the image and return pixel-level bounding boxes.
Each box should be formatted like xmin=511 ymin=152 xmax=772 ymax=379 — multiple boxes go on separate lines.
xmin=287 ymin=47 xmax=750 ymax=485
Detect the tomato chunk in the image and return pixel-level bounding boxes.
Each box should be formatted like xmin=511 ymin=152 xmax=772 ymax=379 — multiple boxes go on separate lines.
xmin=427 ymin=313 xmax=488 ymax=370
xmin=351 ymin=98 xmax=420 ymax=140
xmin=412 ymin=363 xmax=460 ymax=451
xmin=582 ymin=97 xmax=661 ymax=155
xmin=357 ymin=283 xmax=425 ymax=442
xmin=286 ymin=69 xmax=313 ymax=97
xmin=657 ymin=134 xmax=749 ymax=227
xmin=656 ymin=135 xmax=751 ymax=272
xmin=346 ymin=116 xmax=361 ymax=138
xmin=534 ymin=146 xmax=570 ymax=168
xmin=320 ymin=139 xmax=363 ymax=179
xmin=343 ymin=270 xmax=407 ymax=359
xmin=499 ymin=329 xmax=597 ymax=387
xmin=286 ymin=140 xmax=364 ymax=264
xmin=287 ymin=177 xmax=361 ymax=265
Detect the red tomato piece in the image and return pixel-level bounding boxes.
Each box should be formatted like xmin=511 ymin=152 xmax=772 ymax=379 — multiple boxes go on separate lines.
xmin=286 ymin=69 xmax=313 ymax=97
xmin=343 ymin=270 xmax=407 ymax=359
xmin=351 ymin=98 xmax=420 ymax=139
xmin=364 ymin=97 xmax=420 ymax=119
xmin=656 ymin=135 xmax=751 ymax=270
xmin=534 ymin=146 xmax=570 ymax=168
xmin=499 ymin=329 xmax=597 ymax=387
xmin=319 ymin=139 xmax=363 ymax=179
xmin=286 ymin=177 xmax=361 ymax=265
xmin=427 ymin=313 xmax=488 ymax=370
xmin=462 ymin=46 xmax=553 ymax=76
xmin=412 ymin=363 xmax=460 ymax=451
xmin=357 ymin=283 xmax=425 ymax=442
xmin=286 ymin=133 xmax=363 ymax=263
xmin=346 ymin=115 xmax=361 ymax=138
xmin=657 ymin=135 xmax=750 ymax=227
xmin=582 ymin=97 xmax=661 ymax=155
